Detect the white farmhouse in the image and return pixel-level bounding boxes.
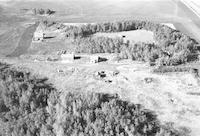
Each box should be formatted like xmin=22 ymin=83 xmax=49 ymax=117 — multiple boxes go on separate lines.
xmin=33 ymin=31 xmax=44 ymax=41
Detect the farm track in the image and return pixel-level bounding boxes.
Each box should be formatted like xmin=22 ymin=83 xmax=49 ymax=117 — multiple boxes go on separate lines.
xmin=7 ymin=23 xmax=38 ymax=57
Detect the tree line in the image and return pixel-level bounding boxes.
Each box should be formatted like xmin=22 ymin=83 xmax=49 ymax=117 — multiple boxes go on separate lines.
xmin=64 ymin=20 xmax=158 ymax=38
xmin=62 ymin=20 xmax=199 ymax=66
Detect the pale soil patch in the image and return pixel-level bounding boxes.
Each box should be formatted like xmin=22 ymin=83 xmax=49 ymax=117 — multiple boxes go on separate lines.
xmin=94 ymin=30 xmax=155 ymax=43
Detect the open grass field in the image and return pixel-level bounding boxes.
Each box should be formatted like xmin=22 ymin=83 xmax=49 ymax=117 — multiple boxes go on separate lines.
xmin=8 ymin=23 xmax=38 ymax=57
xmin=0 ymin=26 xmax=26 ymax=56
xmin=94 ymin=30 xmax=154 ymax=43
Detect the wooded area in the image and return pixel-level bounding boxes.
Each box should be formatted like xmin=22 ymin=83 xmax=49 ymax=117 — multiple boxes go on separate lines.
xmin=61 ymin=20 xmax=199 ymax=66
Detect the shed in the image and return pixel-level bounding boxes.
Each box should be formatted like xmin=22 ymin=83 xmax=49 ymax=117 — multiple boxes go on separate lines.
xmin=90 ymin=56 xmax=100 ymax=63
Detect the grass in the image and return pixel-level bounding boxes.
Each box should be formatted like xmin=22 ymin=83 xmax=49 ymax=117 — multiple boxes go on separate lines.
xmin=0 ymin=26 xmax=26 ymax=56
xmin=94 ymin=30 xmax=154 ymax=43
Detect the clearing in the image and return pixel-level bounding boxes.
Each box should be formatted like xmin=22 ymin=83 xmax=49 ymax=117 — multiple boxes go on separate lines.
xmin=94 ymin=30 xmax=155 ymax=43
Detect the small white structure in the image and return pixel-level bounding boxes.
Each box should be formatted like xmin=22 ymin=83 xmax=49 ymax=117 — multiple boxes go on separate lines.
xmin=121 ymin=35 xmax=129 ymax=45
xmin=61 ymin=53 xmax=75 ymax=63
xmin=33 ymin=22 xmax=45 ymax=41
xmin=90 ymin=56 xmax=100 ymax=63
xmin=33 ymin=31 xmax=44 ymax=41
xmin=161 ymin=23 xmax=176 ymax=30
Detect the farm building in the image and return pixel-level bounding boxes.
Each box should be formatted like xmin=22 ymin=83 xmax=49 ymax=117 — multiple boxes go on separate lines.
xmin=33 ymin=31 xmax=44 ymax=41
xmin=90 ymin=56 xmax=100 ymax=63
xmin=43 ymin=32 xmax=56 ymax=39
xmin=121 ymin=35 xmax=130 ymax=45
xmin=90 ymin=55 xmax=108 ymax=63
xmin=61 ymin=53 xmax=75 ymax=63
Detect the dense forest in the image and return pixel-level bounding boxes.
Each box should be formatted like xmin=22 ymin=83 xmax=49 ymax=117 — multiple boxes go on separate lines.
xmin=62 ymin=20 xmax=199 ymax=66
xmin=0 ymin=62 xmax=189 ymax=136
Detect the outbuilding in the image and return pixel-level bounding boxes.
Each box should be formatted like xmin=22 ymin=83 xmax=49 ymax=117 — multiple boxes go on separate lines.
xmin=33 ymin=31 xmax=44 ymax=41
xmin=90 ymin=56 xmax=100 ymax=63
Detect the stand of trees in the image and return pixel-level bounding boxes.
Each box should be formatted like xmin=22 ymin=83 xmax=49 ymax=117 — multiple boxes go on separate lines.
xmin=63 ymin=20 xmax=199 ymax=66
xmin=64 ymin=20 xmax=158 ymax=38
xmin=73 ymin=36 xmax=123 ymax=54
xmin=0 ymin=63 xmax=190 ymax=136
xmin=0 ymin=63 xmax=58 ymax=136
xmin=53 ymin=92 xmax=186 ymax=136
xmin=32 ymin=8 xmax=56 ymax=15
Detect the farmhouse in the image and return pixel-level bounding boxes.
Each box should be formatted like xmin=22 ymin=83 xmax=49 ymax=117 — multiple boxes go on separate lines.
xmin=33 ymin=31 xmax=44 ymax=41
